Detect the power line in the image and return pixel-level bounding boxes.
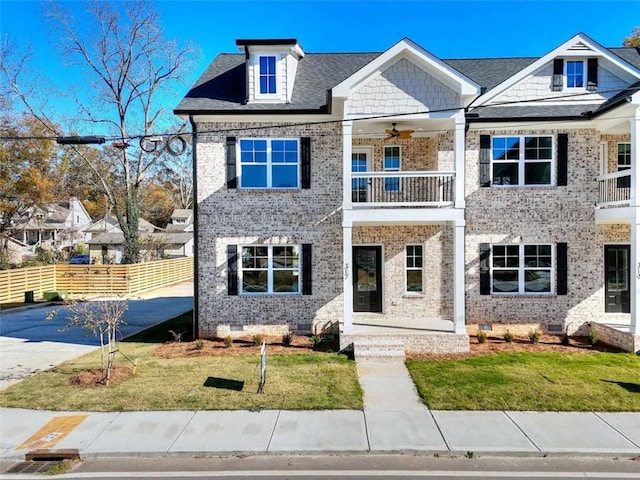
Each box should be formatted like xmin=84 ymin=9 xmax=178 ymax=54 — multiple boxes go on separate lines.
xmin=0 ymin=86 xmax=637 ymax=143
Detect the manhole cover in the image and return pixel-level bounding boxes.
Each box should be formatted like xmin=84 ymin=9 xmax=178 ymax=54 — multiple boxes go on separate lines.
xmin=4 ymin=460 xmax=60 ymax=474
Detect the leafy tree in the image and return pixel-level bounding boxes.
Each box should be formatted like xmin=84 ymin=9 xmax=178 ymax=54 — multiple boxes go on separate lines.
xmin=623 ymin=26 xmax=640 ymax=47
xmin=1 ymin=0 xmax=194 ymax=263
xmin=0 ymin=114 xmax=60 ymax=266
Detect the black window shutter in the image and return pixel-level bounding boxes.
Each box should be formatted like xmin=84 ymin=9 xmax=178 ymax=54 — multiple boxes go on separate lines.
xmin=479 ymin=243 xmax=491 ymax=295
xmin=556 ymin=242 xmax=568 ymax=295
xmin=552 ymin=59 xmax=564 ymax=91
xmin=302 ymin=243 xmax=312 ymax=295
xmin=301 ymin=137 xmax=311 ymax=189
xmin=227 ymin=245 xmax=238 ymax=295
xmin=587 ymin=58 xmax=598 ymax=92
xmin=226 ymin=137 xmax=237 ymax=189
xmin=557 ymin=133 xmax=568 ymax=187
xmin=479 ymin=135 xmax=491 ymax=187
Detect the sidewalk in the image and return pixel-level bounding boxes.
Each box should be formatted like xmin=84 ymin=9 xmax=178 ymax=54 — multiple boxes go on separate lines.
xmin=1 ymin=362 xmax=640 ymax=460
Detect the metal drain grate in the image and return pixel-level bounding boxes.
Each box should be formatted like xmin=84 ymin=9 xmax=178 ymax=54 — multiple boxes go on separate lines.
xmin=4 ymin=460 xmax=61 ymax=474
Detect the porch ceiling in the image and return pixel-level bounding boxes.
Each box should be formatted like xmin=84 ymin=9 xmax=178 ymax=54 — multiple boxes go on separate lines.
xmin=352 ymin=118 xmax=453 ymax=138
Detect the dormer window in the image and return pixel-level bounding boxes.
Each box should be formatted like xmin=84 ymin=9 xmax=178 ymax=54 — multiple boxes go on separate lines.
xmin=236 ymin=39 xmax=304 ymax=104
xmin=259 ymin=56 xmax=277 ymax=94
xmin=565 ymin=60 xmax=584 ymax=89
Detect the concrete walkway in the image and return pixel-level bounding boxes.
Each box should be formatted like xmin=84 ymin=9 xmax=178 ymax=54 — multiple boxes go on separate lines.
xmin=1 ymin=361 xmax=639 ymax=460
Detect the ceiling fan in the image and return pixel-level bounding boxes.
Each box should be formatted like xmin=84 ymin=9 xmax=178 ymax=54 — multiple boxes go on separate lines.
xmin=384 ymin=123 xmax=414 ymax=141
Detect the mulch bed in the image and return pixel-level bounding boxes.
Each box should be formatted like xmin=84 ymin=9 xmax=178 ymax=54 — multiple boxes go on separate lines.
xmin=153 ymin=334 xmax=338 ymax=359
xmin=69 ymin=365 xmax=134 ymax=386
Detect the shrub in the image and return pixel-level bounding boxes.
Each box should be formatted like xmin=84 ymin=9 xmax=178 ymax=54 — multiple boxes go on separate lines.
xmin=503 ymin=330 xmax=514 ymax=343
xmin=588 ymin=329 xmax=599 ymax=347
xmin=282 ymin=329 xmax=293 ymax=347
xmin=528 ymin=329 xmax=540 ymax=344
xmin=310 ymin=335 xmax=323 ymax=348
xmin=252 ymin=334 xmax=264 ymax=346
xmin=561 ymin=333 xmax=570 ymax=346
xmin=224 ymin=335 xmax=233 ymax=348
xmin=476 ymin=330 xmax=487 ymax=344
xmin=195 ymin=339 xmax=204 ymax=350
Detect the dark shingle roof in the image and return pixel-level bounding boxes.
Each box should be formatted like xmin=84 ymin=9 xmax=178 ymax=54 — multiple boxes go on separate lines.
xmin=175 ymin=46 xmax=640 ymax=116
xmin=470 ymin=104 xmax=601 ymax=120
xmin=443 ymin=57 xmax=538 ymax=91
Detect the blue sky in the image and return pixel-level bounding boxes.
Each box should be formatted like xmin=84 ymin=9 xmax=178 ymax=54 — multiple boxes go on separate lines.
xmin=1 ymin=0 xmax=638 ymax=131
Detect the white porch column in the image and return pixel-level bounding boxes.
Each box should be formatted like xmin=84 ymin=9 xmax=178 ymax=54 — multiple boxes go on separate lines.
xmin=453 ymin=218 xmax=466 ymax=334
xmin=454 ymin=111 xmax=466 ymax=209
xmin=630 ymin=107 xmax=640 ymax=335
xmin=342 ymin=120 xmax=354 ymax=334
xmin=342 ymin=224 xmax=353 ymax=334
xmin=342 ymin=120 xmax=353 ymax=210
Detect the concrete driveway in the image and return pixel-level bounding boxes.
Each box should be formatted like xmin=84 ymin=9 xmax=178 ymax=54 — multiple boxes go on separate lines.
xmin=0 ymin=282 xmax=194 ymax=390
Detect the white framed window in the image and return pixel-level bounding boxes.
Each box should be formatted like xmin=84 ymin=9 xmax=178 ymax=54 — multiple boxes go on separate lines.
xmin=491 ymin=135 xmax=553 ymax=186
xmin=565 ymin=60 xmax=584 ymax=89
xmin=617 ymin=142 xmax=631 ymax=188
xmin=258 ymin=55 xmax=277 ymax=95
xmin=491 ymin=244 xmax=553 ymax=294
xmin=239 ymin=138 xmax=299 ymax=189
xmin=383 ymin=145 xmax=401 ymax=191
xmin=405 ymin=244 xmax=423 ymax=293
xmin=240 ymin=245 xmax=300 ymax=294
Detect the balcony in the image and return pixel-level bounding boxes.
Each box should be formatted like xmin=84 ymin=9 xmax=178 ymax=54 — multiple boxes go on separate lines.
xmin=597 ymin=170 xmax=631 ymax=207
xmin=351 ymin=171 xmax=455 ymax=208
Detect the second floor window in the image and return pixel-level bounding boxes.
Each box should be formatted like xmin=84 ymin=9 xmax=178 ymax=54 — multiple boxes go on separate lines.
xmin=492 ymin=136 xmax=553 ymax=186
xmin=383 ymin=146 xmax=401 ymax=191
xmin=566 ymin=60 xmax=584 ymax=89
xmin=259 ymin=56 xmax=277 ymax=94
xmin=618 ymin=142 xmax=631 ymax=188
xmin=240 ymin=139 xmax=299 ymax=189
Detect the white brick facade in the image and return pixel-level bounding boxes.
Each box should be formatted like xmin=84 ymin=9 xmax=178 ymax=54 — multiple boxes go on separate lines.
xmin=183 ymin=34 xmax=640 ymax=353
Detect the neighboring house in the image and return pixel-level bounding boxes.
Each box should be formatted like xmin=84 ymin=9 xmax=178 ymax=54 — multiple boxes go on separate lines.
xmin=85 ymin=215 xmax=159 ymax=238
xmin=85 ymin=215 xmax=163 ymax=263
xmin=12 ymin=197 xmax=92 ymax=251
xmin=165 ymin=209 xmax=194 ymax=232
xmin=0 ymin=235 xmax=28 ymax=266
xmin=88 ymin=232 xmax=193 ymax=263
xmin=175 ymin=34 xmax=640 ymax=353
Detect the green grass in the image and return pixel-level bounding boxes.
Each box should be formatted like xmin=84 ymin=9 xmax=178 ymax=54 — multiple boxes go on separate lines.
xmin=407 ymin=352 xmax=640 ymax=411
xmin=0 ymin=342 xmax=362 ymax=411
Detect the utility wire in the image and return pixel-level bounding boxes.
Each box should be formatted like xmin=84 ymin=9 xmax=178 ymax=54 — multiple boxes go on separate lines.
xmin=0 ymin=86 xmax=638 ymax=143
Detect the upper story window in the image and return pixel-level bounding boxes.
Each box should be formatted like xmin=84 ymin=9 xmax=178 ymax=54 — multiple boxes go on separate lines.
xmin=617 ymin=142 xmax=631 ymax=188
xmin=239 ymin=139 xmax=299 ymax=189
xmin=241 ymin=245 xmax=300 ymax=294
xmin=383 ymin=146 xmax=401 ymax=191
xmin=565 ymin=60 xmax=584 ymax=89
xmin=491 ymin=244 xmax=553 ymax=294
xmin=259 ymin=56 xmax=277 ymax=94
xmin=492 ymin=136 xmax=553 ymax=186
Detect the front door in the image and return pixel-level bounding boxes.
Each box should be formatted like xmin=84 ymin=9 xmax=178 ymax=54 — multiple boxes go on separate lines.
xmin=353 ymin=246 xmax=382 ymax=312
xmin=605 ymin=245 xmax=630 ymax=313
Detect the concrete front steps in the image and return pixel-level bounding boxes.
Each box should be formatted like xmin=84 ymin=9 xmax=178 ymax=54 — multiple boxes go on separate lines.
xmin=342 ymin=332 xmax=470 ymax=357
xmin=353 ymin=338 xmax=406 ymax=363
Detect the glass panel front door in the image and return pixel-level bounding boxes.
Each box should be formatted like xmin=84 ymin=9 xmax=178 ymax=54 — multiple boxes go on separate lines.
xmin=604 ymin=245 xmax=630 ymax=313
xmin=353 ymin=246 xmax=382 ymax=312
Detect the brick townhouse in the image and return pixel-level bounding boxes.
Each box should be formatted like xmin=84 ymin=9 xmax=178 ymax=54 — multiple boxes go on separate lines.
xmin=175 ymin=33 xmax=640 ymax=354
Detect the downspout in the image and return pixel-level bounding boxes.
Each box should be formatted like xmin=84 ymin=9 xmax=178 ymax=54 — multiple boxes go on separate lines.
xmin=189 ymin=115 xmax=200 ymax=340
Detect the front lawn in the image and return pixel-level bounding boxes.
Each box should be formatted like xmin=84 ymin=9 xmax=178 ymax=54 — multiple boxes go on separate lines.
xmin=407 ymin=352 xmax=640 ymax=411
xmin=0 ymin=341 xmax=362 ymax=412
